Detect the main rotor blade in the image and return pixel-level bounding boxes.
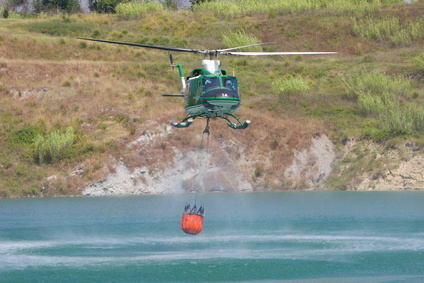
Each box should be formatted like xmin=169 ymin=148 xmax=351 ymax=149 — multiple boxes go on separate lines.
xmin=218 ymin=42 xmax=276 ymax=52
xmin=222 ymin=51 xmax=338 ymax=56
xmin=79 ymin=38 xmax=337 ymax=57
xmin=79 ymin=38 xmax=201 ymax=54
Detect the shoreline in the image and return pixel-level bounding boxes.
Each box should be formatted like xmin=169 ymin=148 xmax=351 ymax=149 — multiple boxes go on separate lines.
xmin=2 ymin=188 xmax=423 ymax=200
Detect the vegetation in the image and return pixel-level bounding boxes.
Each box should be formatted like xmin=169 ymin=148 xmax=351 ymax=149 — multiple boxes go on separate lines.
xmin=352 ymin=16 xmax=424 ymax=47
xmin=191 ymin=0 xmax=407 ymax=16
xmin=88 ymin=0 xmax=128 ymax=13
xmin=343 ymin=71 xmax=424 ymax=134
xmin=222 ymin=30 xmax=262 ymax=51
xmin=116 ymin=1 xmax=164 ymax=18
xmin=272 ymin=76 xmax=310 ymax=96
xmin=0 ymin=0 xmax=423 ymax=196
xmin=34 ymin=127 xmax=75 ymax=164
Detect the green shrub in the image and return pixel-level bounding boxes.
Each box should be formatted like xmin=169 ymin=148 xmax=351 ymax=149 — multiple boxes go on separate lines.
xmin=193 ymin=0 xmax=404 ymax=17
xmin=5 ymin=11 xmax=23 ymax=19
xmin=33 ymin=0 xmax=80 ymax=14
xmin=352 ymin=16 xmax=424 ymax=47
xmin=116 ymin=1 xmax=163 ymax=18
xmin=344 ymin=71 xmax=409 ymax=99
xmin=325 ymin=0 xmax=381 ymax=17
xmin=29 ymin=20 xmax=93 ymax=36
xmin=343 ymin=71 xmax=424 ymax=133
xmin=9 ymin=126 xmax=43 ymax=146
xmin=1 ymin=158 xmax=12 ymax=169
xmin=272 ymin=75 xmax=310 ymax=96
xmin=415 ymin=53 xmax=424 ymax=71
xmin=192 ymin=0 xmax=318 ymax=16
xmin=357 ymin=91 xmax=388 ymax=116
xmin=89 ymin=0 xmax=128 ymax=13
xmin=254 ymin=166 xmax=262 ymax=178
xmin=3 ymin=8 xmax=9 ymax=18
xmin=34 ymin=127 xmax=75 ymax=164
xmin=362 ymin=17 xmax=401 ymax=41
xmin=413 ymin=106 xmax=424 ymax=131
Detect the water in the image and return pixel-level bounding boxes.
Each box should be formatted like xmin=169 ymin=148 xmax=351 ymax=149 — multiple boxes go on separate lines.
xmin=0 ymin=192 xmax=423 ymax=282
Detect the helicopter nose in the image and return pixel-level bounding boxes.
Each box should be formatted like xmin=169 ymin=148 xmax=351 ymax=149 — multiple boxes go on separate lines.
xmin=201 ymin=89 xmax=239 ymax=99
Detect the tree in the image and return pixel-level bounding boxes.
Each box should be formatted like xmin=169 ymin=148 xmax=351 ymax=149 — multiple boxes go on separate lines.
xmin=33 ymin=0 xmax=81 ymax=13
xmin=89 ymin=0 xmax=128 ymax=13
xmin=165 ymin=0 xmax=177 ymax=10
xmin=190 ymin=0 xmax=212 ymax=6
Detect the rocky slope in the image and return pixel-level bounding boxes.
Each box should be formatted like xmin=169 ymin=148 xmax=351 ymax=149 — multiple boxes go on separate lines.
xmin=83 ymin=119 xmax=424 ymax=196
xmin=339 ymin=139 xmax=424 ymax=191
xmin=83 ymin=118 xmax=335 ymax=196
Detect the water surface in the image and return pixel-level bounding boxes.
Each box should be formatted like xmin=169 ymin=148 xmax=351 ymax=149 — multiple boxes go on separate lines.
xmin=1 ymin=192 xmax=423 ymax=282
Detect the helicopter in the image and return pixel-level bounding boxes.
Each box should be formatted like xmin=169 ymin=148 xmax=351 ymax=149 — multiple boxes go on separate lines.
xmin=80 ymin=38 xmax=336 ymax=130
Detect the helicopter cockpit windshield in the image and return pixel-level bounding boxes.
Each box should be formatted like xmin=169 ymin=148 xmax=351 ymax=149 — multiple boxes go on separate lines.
xmin=222 ymin=77 xmax=238 ymax=91
xmin=202 ymin=76 xmax=239 ymax=92
xmin=203 ymin=77 xmax=220 ymax=91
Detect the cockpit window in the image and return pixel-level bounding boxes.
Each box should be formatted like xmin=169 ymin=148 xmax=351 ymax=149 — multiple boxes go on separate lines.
xmin=203 ymin=77 xmax=220 ymax=91
xmin=222 ymin=77 xmax=238 ymax=91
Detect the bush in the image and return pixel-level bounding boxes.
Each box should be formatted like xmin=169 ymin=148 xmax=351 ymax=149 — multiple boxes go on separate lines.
xmin=192 ymin=0 xmax=405 ymax=17
xmin=415 ymin=53 xmax=424 ymax=72
xmin=343 ymin=71 xmax=424 ymax=133
xmin=352 ymin=16 xmax=424 ymax=47
xmin=89 ymin=0 xmax=128 ymax=13
xmin=413 ymin=106 xmax=424 ymax=131
xmin=9 ymin=126 xmax=43 ymax=146
xmin=116 ymin=1 xmax=163 ymax=18
xmin=3 ymin=8 xmax=9 ymax=18
xmin=191 ymin=0 xmax=212 ymax=6
xmin=272 ymin=75 xmax=310 ymax=96
xmin=29 ymin=20 xmax=93 ymax=36
xmin=34 ymin=127 xmax=75 ymax=164
xmin=33 ymin=0 xmax=81 ymax=14
xmin=344 ymin=71 xmax=409 ymax=99
xmin=325 ymin=0 xmax=380 ymax=17
xmin=192 ymin=0 xmax=316 ymax=16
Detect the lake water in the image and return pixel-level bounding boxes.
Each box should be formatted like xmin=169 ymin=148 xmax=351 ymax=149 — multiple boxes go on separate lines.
xmin=0 ymin=192 xmax=423 ymax=282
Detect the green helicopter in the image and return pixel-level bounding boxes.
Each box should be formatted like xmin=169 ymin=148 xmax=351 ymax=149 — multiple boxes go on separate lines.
xmin=80 ymin=38 xmax=336 ymax=130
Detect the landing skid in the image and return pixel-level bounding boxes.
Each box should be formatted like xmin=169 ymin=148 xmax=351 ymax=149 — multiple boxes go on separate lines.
xmin=170 ymin=114 xmax=250 ymax=130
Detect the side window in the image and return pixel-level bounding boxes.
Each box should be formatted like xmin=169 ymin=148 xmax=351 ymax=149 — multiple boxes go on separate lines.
xmin=188 ymin=80 xmax=194 ymax=96
xmin=202 ymin=77 xmax=220 ymax=91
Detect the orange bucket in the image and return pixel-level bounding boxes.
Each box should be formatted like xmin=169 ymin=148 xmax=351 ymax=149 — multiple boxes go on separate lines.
xmin=181 ymin=213 xmax=204 ymax=235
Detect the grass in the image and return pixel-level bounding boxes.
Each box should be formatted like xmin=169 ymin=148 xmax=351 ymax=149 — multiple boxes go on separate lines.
xmin=29 ymin=19 xmax=93 ymax=36
xmin=352 ymin=16 xmax=424 ymax=47
xmin=192 ymin=0 xmax=407 ymax=17
xmin=342 ymin=70 xmax=424 ymax=134
xmin=221 ymin=30 xmax=263 ymax=51
xmin=415 ymin=52 xmax=424 ymax=71
xmin=116 ymin=1 xmax=164 ymax=19
xmin=0 ymin=0 xmax=423 ymax=195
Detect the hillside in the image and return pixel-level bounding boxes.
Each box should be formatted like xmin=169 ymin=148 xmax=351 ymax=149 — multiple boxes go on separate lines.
xmin=0 ymin=1 xmax=423 ymax=197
